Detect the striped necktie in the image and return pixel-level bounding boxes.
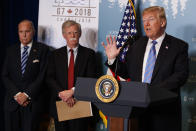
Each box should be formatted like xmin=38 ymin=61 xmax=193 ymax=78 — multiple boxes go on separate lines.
xmin=143 ymin=40 xmax=157 ymax=83
xmin=21 ymin=46 xmax=29 ymax=75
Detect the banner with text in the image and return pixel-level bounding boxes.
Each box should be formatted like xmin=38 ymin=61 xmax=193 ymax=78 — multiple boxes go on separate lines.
xmin=38 ymin=0 xmax=99 ymax=50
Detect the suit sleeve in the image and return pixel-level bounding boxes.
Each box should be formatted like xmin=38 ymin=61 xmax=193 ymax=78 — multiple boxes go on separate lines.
xmin=85 ymin=50 xmax=97 ymax=78
xmin=1 ymin=49 xmax=20 ymax=97
xmin=45 ymin=52 xmax=62 ymax=98
xmin=105 ymin=45 xmax=133 ymax=79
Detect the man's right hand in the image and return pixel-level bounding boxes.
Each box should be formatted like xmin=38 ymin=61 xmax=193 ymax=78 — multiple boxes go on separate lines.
xmin=102 ymin=35 xmax=121 ymax=60
xmin=14 ymin=92 xmax=29 ymax=106
xmin=58 ymin=89 xmax=74 ymax=102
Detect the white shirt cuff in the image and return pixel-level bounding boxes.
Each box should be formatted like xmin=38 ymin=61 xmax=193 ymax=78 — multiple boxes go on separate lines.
xmin=23 ymin=92 xmax=30 ymax=99
xmin=14 ymin=92 xmax=21 ymax=100
xmin=108 ymin=58 xmax=116 ymax=65
xmin=72 ymin=87 xmax=75 ymax=92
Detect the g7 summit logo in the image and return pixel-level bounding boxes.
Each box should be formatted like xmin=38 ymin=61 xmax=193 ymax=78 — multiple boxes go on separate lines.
xmin=55 ymin=0 xmax=90 ymax=6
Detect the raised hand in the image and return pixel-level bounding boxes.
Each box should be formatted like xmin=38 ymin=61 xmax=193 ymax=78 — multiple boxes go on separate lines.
xmin=102 ymin=35 xmax=121 ymax=59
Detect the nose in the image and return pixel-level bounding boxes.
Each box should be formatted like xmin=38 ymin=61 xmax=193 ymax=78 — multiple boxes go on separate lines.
xmin=21 ymin=31 xmax=27 ymax=37
xmin=144 ymin=20 xmax=150 ymax=26
xmin=24 ymin=32 xmax=27 ymax=37
xmin=71 ymin=32 xmax=75 ymax=37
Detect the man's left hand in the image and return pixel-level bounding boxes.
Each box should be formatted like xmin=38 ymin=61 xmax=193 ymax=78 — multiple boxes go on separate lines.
xmin=59 ymin=89 xmax=74 ymax=102
xmin=15 ymin=93 xmax=28 ymax=106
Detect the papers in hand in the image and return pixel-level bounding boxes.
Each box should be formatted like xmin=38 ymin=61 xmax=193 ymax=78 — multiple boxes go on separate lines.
xmin=56 ymin=100 xmax=93 ymax=122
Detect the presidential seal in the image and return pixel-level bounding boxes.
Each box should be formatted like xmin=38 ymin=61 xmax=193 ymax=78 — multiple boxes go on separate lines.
xmin=95 ymin=75 xmax=119 ymax=103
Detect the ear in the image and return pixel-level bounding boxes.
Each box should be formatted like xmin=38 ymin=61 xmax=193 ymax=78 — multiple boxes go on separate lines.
xmin=79 ymin=32 xmax=82 ymax=38
xmin=161 ymin=20 xmax=166 ymax=27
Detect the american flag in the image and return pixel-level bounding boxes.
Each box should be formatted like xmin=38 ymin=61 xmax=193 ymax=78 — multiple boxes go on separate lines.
xmin=101 ymin=1 xmax=137 ymax=128
xmin=116 ymin=0 xmax=137 ymax=62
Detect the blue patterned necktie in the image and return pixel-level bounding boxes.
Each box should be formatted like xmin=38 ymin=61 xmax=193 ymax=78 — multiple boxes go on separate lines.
xmin=21 ymin=46 xmax=29 ymax=75
xmin=143 ymin=40 xmax=157 ymax=83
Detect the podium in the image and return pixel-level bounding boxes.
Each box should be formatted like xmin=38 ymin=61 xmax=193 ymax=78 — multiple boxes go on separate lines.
xmin=74 ymin=77 xmax=177 ymax=131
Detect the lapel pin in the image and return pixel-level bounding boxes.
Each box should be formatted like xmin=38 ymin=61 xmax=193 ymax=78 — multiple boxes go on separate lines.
xmin=165 ymin=46 xmax=168 ymax=49
xmin=33 ymin=49 xmax=37 ymax=52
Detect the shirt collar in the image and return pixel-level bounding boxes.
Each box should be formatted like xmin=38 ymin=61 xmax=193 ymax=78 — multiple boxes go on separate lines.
xmin=149 ymin=32 xmax=166 ymax=45
xmin=67 ymin=45 xmax=79 ymax=53
xmin=20 ymin=41 xmax=33 ymax=49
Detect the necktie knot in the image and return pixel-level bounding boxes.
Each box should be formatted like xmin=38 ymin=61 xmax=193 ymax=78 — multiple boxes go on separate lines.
xmin=24 ymin=46 xmax=29 ymax=50
xmin=152 ymin=40 xmax=157 ymax=46
xmin=69 ymin=49 xmax=73 ymax=53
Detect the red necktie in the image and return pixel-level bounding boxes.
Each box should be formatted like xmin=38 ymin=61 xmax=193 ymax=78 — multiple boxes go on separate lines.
xmin=68 ymin=49 xmax=74 ymax=90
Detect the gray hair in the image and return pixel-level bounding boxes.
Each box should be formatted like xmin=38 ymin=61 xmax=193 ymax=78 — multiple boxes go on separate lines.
xmin=62 ymin=20 xmax=81 ymax=35
xmin=18 ymin=19 xmax=35 ymax=32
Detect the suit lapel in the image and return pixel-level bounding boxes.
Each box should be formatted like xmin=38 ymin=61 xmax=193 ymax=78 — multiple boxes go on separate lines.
xmin=137 ymin=38 xmax=148 ymax=81
xmin=60 ymin=46 xmax=68 ymax=89
xmin=74 ymin=45 xmax=83 ymax=78
xmin=151 ymin=34 xmax=170 ymax=81
xmin=64 ymin=47 xmax=68 ymax=66
xmin=23 ymin=42 xmax=39 ymax=77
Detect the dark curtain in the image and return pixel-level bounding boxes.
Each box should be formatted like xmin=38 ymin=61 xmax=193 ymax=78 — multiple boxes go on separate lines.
xmin=0 ymin=0 xmax=39 ymax=130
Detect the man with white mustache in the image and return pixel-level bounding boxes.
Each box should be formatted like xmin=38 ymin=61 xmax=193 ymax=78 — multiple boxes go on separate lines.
xmin=46 ymin=20 xmax=97 ymax=131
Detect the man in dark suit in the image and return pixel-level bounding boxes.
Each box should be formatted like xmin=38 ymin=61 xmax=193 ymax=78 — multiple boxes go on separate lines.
xmin=2 ymin=20 xmax=49 ymax=131
xmin=46 ymin=20 xmax=97 ymax=131
xmin=102 ymin=6 xmax=189 ymax=131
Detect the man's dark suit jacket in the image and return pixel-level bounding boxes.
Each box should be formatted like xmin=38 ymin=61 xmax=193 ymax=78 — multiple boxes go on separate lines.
xmin=108 ymin=34 xmax=189 ymax=131
xmin=2 ymin=42 xmax=49 ymax=113
xmin=46 ymin=44 xmax=97 ymax=120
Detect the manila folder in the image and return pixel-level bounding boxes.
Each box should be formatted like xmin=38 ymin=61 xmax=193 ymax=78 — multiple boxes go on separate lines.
xmin=56 ymin=100 xmax=93 ymax=122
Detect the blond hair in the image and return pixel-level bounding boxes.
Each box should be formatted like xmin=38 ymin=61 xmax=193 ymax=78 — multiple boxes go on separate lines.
xmin=142 ymin=6 xmax=167 ymax=28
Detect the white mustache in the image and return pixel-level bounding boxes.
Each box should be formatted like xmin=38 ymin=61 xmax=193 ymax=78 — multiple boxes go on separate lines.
xmin=70 ymin=38 xmax=77 ymax=41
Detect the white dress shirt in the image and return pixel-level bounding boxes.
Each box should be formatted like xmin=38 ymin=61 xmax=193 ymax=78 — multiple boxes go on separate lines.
xmin=67 ymin=46 xmax=78 ymax=66
xmin=142 ymin=33 xmax=166 ymax=82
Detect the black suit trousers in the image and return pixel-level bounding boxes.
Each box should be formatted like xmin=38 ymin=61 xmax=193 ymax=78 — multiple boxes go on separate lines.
xmin=54 ymin=117 xmax=89 ymax=131
xmin=4 ymin=104 xmax=41 ymax=131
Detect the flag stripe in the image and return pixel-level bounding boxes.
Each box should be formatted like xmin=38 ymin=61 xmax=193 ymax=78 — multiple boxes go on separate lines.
xmin=101 ymin=1 xmax=136 ymax=128
xmin=116 ymin=0 xmax=137 ymax=62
